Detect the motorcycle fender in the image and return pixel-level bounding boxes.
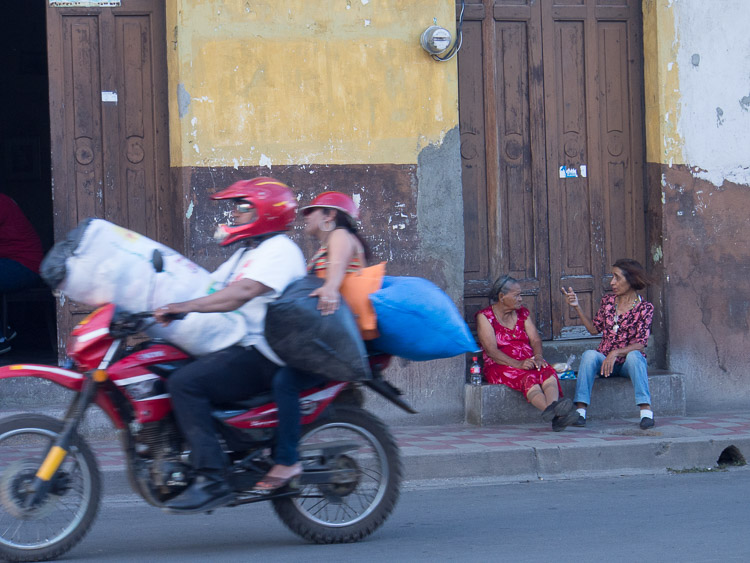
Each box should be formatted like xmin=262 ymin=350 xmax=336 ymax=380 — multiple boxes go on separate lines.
xmin=0 ymin=364 xmax=84 ymax=392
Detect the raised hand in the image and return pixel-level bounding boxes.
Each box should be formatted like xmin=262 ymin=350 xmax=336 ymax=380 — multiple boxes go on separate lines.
xmin=561 ymin=286 xmax=579 ymax=308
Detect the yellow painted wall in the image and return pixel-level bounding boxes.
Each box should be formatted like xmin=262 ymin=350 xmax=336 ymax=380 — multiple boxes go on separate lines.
xmin=642 ymin=0 xmax=683 ymax=166
xmin=166 ymin=0 xmax=458 ymax=168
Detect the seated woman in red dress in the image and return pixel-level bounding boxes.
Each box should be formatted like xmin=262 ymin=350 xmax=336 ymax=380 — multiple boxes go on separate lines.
xmin=476 ymin=274 xmax=578 ymax=431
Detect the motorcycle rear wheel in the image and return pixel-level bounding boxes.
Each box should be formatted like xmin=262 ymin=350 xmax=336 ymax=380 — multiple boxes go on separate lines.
xmin=272 ymin=404 xmax=401 ymax=543
xmin=0 ymin=414 xmax=101 ymax=562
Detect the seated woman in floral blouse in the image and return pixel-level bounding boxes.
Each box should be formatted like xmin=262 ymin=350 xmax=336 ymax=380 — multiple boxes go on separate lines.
xmin=562 ymin=259 xmax=655 ymax=429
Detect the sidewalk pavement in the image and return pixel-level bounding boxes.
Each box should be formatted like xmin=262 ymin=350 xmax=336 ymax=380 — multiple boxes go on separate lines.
xmin=82 ymin=411 xmax=750 ymax=484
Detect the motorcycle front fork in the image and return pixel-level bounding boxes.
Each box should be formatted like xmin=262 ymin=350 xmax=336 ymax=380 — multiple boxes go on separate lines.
xmin=27 ymin=377 xmax=98 ymax=507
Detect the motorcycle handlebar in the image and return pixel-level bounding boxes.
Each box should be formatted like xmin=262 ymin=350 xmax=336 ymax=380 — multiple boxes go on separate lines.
xmin=109 ymin=310 xmax=186 ymax=338
xmin=157 ymin=311 xmax=187 ymax=321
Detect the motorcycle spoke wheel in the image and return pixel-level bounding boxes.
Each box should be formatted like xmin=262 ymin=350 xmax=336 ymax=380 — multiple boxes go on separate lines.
xmin=0 ymin=415 xmax=101 ymax=562
xmin=272 ymin=405 xmax=401 ymax=544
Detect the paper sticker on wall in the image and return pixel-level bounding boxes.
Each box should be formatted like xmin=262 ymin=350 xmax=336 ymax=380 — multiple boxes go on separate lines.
xmin=559 ymin=166 xmax=578 ymax=178
xmin=580 ymin=165 xmax=587 ymax=177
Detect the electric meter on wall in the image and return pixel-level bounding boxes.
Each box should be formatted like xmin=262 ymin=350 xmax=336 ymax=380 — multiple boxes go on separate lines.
xmin=420 ymin=26 xmax=452 ymax=55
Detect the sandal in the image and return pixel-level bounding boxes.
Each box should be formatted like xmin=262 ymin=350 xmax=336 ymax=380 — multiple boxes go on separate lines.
xmin=253 ymin=471 xmax=302 ymax=493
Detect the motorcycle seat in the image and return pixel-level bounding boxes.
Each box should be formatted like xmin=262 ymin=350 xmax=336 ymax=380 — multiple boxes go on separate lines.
xmin=215 ymin=391 xmax=275 ymax=411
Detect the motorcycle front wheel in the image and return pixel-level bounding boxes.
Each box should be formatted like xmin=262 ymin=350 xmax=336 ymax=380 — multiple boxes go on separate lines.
xmin=272 ymin=404 xmax=402 ymax=543
xmin=0 ymin=414 xmax=101 ymax=562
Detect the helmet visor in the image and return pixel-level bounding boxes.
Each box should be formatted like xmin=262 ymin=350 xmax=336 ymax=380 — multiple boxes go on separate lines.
xmin=229 ymin=200 xmax=258 ymax=225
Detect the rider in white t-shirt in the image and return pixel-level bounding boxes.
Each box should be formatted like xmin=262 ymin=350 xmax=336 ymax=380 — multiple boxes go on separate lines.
xmin=211 ymin=234 xmax=304 ymax=364
xmin=154 ymin=177 xmax=305 ymax=514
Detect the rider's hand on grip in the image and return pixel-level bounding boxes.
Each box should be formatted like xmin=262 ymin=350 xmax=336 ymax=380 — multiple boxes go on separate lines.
xmin=154 ymin=305 xmax=188 ymax=326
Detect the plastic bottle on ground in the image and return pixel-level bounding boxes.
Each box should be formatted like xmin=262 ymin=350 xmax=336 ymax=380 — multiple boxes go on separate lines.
xmin=470 ymin=356 xmax=482 ymax=385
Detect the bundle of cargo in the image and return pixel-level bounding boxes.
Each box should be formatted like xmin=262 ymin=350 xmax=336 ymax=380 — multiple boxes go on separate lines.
xmin=40 ymin=219 xmax=247 ymax=356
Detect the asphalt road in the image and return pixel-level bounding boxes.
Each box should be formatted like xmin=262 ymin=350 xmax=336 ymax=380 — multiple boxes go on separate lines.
xmin=27 ymin=469 xmax=750 ymax=562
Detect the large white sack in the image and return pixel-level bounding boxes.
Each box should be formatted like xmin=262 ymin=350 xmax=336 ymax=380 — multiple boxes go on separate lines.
xmin=51 ymin=219 xmax=247 ymax=356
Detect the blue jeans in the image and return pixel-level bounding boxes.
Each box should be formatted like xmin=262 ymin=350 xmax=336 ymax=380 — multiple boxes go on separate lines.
xmin=573 ymin=349 xmax=651 ymax=407
xmin=0 ymin=258 xmax=42 ymax=292
xmin=273 ymin=366 xmax=326 ymax=466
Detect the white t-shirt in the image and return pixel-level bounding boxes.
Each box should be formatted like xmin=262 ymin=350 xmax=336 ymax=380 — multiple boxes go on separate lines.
xmin=211 ymin=234 xmax=305 ymax=364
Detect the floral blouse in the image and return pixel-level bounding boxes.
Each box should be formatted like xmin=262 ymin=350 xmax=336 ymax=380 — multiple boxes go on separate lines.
xmin=593 ymin=293 xmax=653 ymax=362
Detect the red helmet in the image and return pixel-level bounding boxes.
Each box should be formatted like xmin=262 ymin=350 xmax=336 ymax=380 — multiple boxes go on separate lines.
xmin=300 ymin=191 xmax=359 ymax=222
xmin=211 ymin=177 xmax=297 ymax=245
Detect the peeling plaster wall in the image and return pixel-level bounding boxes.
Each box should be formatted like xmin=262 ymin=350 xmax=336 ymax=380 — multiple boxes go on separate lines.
xmin=675 ymin=2 xmax=750 ymax=186
xmin=165 ymin=1 xmax=465 ymax=424
xmin=645 ymin=0 xmax=750 ymax=412
xmin=166 ymin=0 xmax=457 ymax=168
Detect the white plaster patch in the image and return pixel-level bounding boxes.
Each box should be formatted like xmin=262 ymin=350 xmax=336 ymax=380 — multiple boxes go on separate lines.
xmin=352 ymin=193 xmax=361 ymax=207
xmin=192 ymin=144 xmax=200 ymax=154
xmin=675 ymin=0 xmax=750 ymax=183
xmin=259 ymin=154 xmax=272 ymax=168
xmin=186 ymin=200 xmax=194 ymax=219
xmin=232 ymin=158 xmax=239 ymax=170
xmin=191 ymin=117 xmax=198 ymax=127
xmin=692 ymin=165 xmax=750 ymax=187
xmin=364 ymin=19 xmax=370 ymax=26
xmin=361 ymin=0 xmax=369 ymax=4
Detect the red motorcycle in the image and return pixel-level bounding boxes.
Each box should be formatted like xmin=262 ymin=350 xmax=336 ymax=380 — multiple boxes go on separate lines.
xmin=0 ymin=295 xmax=415 ymax=561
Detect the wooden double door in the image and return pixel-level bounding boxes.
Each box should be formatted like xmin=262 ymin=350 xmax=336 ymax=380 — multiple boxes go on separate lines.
xmin=46 ymin=0 xmax=176 ymax=349
xmin=459 ymin=0 xmax=646 ymax=339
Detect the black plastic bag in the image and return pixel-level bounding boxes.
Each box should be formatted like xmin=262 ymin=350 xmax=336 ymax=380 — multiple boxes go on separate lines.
xmin=265 ymin=275 xmax=371 ymax=381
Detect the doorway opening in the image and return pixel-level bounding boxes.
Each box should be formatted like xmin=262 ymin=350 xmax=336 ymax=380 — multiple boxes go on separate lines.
xmin=0 ymin=2 xmax=56 ymax=364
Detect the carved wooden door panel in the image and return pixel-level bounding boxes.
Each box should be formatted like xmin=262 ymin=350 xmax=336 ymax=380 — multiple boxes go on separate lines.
xmin=459 ymin=0 xmax=645 ymax=339
xmin=460 ymin=0 xmax=551 ymax=337
xmin=47 ymin=1 xmax=172 ymax=356
xmin=542 ymin=0 xmax=645 ymax=337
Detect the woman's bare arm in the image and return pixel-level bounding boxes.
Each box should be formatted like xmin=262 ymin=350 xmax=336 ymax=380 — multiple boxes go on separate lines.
xmin=477 ymin=314 xmax=534 ymax=370
xmin=561 ymin=287 xmax=599 ymax=335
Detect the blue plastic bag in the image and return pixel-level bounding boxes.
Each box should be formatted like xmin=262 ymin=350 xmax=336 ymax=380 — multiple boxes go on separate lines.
xmin=369 ymin=276 xmax=479 ymax=361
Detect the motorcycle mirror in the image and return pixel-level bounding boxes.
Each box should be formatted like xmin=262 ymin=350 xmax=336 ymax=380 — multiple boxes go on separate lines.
xmin=152 ymin=249 xmax=164 ymax=273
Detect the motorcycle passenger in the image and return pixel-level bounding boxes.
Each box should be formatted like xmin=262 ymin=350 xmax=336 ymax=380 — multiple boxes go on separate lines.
xmin=154 ymin=177 xmax=305 ymax=513
xmin=254 ymin=191 xmax=368 ymax=492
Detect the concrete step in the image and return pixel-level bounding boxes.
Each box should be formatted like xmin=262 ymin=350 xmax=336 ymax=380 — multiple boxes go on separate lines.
xmin=0 ymin=377 xmax=74 ymax=409
xmin=465 ymin=370 xmax=685 ymax=426
xmin=540 ymin=336 xmax=660 ymax=369
xmin=0 ymin=404 xmax=119 ymax=440
xmin=0 ymin=367 xmax=118 ymax=439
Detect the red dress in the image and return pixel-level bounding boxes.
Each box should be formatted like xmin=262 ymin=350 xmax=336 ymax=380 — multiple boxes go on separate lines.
xmin=477 ymin=305 xmax=560 ymax=401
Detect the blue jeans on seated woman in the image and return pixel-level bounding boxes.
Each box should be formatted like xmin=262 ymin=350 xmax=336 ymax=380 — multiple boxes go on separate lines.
xmin=273 ymin=366 xmax=326 ymax=466
xmin=573 ymin=349 xmax=651 ymax=406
